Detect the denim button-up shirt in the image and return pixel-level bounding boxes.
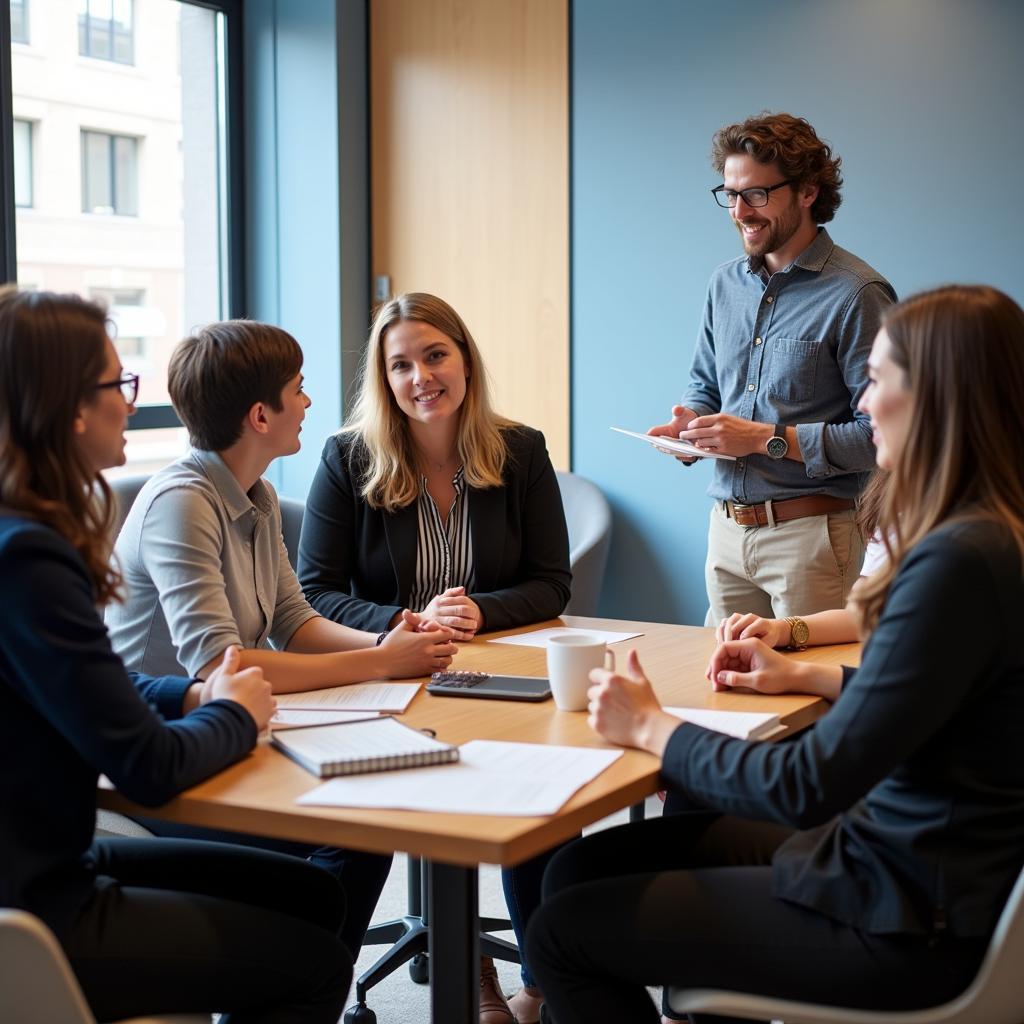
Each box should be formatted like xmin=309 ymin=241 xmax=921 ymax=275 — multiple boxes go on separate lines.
xmin=684 ymin=229 xmax=896 ymax=503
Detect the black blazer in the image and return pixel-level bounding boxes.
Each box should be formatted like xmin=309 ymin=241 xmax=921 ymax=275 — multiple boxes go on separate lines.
xmin=298 ymin=426 xmax=572 ymax=633
xmin=663 ymin=520 xmax=1024 ymax=940
xmin=0 ymin=515 xmax=255 ymax=939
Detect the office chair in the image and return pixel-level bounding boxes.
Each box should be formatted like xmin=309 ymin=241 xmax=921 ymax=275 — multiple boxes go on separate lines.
xmin=555 ymin=470 xmax=612 ymax=616
xmin=0 ymin=909 xmax=209 ymax=1024
xmin=345 ymin=473 xmax=614 ymax=1023
xmin=666 ymin=861 xmax=1024 ymax=1024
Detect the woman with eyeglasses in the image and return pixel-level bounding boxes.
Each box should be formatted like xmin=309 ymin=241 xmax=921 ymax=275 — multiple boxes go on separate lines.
xmin=0 ymin=286 xmax=352 ymax=1022
xmin=526 ymin=285 xmax=1024 ymax=1023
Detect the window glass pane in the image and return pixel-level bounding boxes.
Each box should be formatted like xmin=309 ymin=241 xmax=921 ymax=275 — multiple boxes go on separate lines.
xmin=89 ymin=20 xmax=113 ymax=60
xmin=82 ymin=130 xmax=113 ymax=212
xmin=13 ymin=120 xmax=32 ymax=208
xmin=113 ymin=135 xmax=138 ymax=215
xmin=13 ymin=1 xmax=230 ymax=473
xmin=11 ymin=0 xmax=28 ymax=44
xmin=113 ymin=0 xmax=132 ymax=30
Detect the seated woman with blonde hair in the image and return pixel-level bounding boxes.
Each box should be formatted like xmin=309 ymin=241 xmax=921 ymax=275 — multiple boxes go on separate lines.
xmin=526 ymin=284 xmax=1024 ymax=1023
xmin=298 ymin=291 xmax=572 ymax=1024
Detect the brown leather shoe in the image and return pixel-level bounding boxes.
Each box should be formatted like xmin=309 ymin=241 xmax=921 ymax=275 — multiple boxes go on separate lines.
xmin=479 ymin=956 xmax=516 ymax=1023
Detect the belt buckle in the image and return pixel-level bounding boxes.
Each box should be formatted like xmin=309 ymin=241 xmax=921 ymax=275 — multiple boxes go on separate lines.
xmin=729 ymin=501 xmax=757 ymax=528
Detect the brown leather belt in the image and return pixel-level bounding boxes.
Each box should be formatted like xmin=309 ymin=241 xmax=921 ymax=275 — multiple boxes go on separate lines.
xmin=724 ymin=495 xmax=855 ymax=528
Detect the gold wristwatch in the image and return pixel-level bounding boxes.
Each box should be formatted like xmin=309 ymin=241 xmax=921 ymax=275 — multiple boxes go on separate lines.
xmin=785 ymin=616 xmax=810 ymax=649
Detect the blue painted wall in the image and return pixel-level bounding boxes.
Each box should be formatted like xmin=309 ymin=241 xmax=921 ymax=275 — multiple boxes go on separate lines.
xmin=244 ymin=0 xmax=368 ymax=499
xmin=572 ymin=0 xmax=1024 ymax=625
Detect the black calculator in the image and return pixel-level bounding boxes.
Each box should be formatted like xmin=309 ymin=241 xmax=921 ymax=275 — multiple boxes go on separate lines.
xmin=426 ymin=670 xmax=551 ymax=702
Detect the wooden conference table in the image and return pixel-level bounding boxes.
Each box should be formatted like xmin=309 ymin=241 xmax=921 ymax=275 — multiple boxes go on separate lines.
xmin=98 ymin=615 xmax=859 ymax=1021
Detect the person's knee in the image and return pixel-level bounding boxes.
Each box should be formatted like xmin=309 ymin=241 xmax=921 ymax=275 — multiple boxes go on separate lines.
xmin=540 ymin=837 xmax=588 ymax=901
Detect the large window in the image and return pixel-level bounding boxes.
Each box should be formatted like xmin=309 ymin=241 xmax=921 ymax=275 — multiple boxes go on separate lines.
xmin=10 ymin=0 xmax=27 ymax=43
xmin=13 ymin=119 xmax=32 ymax=207
xmin=81 ymin=130 xmax=138 ymax=216
xmin=4 ymin=0 xmax=243 ymax=471
xmin=78 ymin=0 xmax=134 ymax=65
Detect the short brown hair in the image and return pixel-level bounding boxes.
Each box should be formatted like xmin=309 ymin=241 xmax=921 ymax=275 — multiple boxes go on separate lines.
xmin=168 ymin=320 xmax=303 ymax=452
xmin=711 ymin=112 xmax=843 ymax=224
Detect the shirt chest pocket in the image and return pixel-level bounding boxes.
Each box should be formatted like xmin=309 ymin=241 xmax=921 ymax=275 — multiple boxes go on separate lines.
xmin=767 ymin=337 xmax=820 ymax=404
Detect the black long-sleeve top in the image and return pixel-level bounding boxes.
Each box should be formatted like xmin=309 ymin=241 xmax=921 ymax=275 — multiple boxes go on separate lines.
xmin=0 ymin=515 xmax=257 ymax=939
xmin=298 ymin=426 xmax=572 ymax=633
xmin=664 ymin=519 xmax=1024 ymax=938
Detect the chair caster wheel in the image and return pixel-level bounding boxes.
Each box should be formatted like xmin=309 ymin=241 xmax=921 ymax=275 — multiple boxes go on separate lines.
xmin=409 ymin=952 xmax=430 ymax=984
xmin=343 ymin=1003 xmax=377 ymax=1024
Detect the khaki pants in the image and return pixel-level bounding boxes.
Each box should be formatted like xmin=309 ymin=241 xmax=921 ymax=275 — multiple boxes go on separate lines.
xmin=703 ymin=501 xmax=865 ymax=626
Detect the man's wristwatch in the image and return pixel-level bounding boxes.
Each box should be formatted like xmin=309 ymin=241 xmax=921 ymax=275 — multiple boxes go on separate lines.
xmin=765 ymin=423 xmax=789 ymax=460
xmin=785 ymin=616 xmax=810 ymax=649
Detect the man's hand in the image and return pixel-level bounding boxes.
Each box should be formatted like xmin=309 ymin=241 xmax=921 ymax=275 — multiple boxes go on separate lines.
xmin=202 ymin=645 xmax=276 ymax=730
xmin=585 ymin=650 xmax=681 ymax=756
xmin=418 ymin=586 xmax=483 ymax=639
xmin=677 ymin=414 xmax=772 ymax=458
xmin=647 ymin=404 xmax=700 ymax=464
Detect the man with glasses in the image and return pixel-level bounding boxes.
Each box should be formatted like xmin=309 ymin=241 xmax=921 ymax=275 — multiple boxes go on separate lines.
xmin=649 ymin=112 xmax=896 ymax=630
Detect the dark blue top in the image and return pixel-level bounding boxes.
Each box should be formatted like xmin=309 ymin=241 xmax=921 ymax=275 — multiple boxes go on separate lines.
xmin=664 ymin=519 xmax=1024 ymax=938
xmin=0 ymin=514 xmax=256 ymax=939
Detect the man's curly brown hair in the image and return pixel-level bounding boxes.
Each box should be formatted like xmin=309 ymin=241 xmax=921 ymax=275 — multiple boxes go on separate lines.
xmin=711 ymin=112 xmax=843 ymax=224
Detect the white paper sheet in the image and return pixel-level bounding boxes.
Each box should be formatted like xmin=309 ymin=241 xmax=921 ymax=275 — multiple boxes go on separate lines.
xmin=271 ymin=709 xmax=382 ymax=730
xmin=664 ymin=706 xmax=783 ymax=740
xmin=488 ymin=626 xmax=642 ymax=648
xmin=296 ymin=739 xmax=623 ymax=816
xmin=276 ymin=682 xmax=421 ymax=713
xmin=610 ymin=426 xmax=737 ymax=461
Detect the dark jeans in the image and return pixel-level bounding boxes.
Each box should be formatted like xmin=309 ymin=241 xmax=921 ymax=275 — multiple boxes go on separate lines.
xmin=526 ymin=813 xmax=987 ymax=1024
xmin=66 ymin=838 xmax=351 ymax=1023
xmin=502 ymin=841 xmax=571 ymax=988
xmin=135 ymin=816 xmax=393 ymax=959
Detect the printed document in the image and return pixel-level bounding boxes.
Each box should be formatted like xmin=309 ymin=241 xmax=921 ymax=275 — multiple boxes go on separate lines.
xmin=611 ymin=426 xmax=737 ymax=461
xmin=664 ymin=706 xmax=783 ymax=740
xmin=297 ymin=739 xmax=623 ymax=816
xmin=489 ymin=626 xmax=642 ymax=648
xmin=276 ymin=682 xmax=420 ymax=713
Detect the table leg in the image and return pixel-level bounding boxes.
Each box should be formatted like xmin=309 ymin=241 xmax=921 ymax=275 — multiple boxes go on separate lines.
xmin=428 ymin=860 xmax=479 ymax=1020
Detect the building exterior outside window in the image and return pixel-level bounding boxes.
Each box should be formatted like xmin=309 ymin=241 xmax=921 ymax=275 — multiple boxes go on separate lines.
xmin=13 ymin=120 xmax=33 ymax=208
xmin=78 ymin=0 xmax=134 ymax=64
xmin=81 ymin=130 xmax=139 ymax=215
xmin=10 ymin=0 xmax=231 ymax=472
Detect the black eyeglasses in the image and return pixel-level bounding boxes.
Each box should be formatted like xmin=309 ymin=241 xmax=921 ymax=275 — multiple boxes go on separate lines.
xmin=711 ymin=180 xmax=794 ymax=209
xmin=94 ymin=373 xmax=140 ymax=404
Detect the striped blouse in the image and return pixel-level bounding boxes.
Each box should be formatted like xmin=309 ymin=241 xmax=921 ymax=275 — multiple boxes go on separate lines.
xmin=408 ymin=466 xmax=476 ymax=612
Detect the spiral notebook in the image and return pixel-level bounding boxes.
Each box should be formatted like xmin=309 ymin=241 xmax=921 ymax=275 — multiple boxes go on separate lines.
xmin=271 ymin=716 xmax=459 ymax=778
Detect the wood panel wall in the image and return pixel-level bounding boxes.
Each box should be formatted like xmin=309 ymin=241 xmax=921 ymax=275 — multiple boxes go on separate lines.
xmin=370 ymin=0 xmax=570 ymax=467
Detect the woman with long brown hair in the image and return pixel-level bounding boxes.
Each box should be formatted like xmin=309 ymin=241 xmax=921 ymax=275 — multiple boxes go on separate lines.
xmin=526 ymin=284 xmax=1024 ymax=1022
xmin=0 ymin=287 xmax=351 ymax=1022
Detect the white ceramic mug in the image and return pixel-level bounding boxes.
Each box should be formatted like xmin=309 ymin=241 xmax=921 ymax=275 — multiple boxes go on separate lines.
xmin=546 ymin=633 xmax=607 ymax=711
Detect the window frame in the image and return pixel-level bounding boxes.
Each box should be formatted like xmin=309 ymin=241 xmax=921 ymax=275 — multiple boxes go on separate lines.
xmin=0 ymin=0 xmax=246 ymax=432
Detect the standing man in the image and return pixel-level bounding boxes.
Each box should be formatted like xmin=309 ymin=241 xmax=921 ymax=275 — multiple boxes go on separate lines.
xmin=650 ymin=112 xmax=896 ymax=627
